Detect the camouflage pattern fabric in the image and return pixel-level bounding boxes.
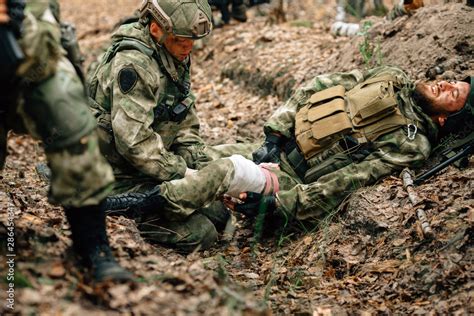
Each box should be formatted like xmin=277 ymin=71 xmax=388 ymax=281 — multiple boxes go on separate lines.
xmin=146 ymin=66 xmax=438 ymax=224
xmin=87 ymin=21 xmax=260 ymax=250
xmin=107 ymin=142 xmax=256 ymax=251
xmin=204 ymin=142 xmax=259 ymax=161
xmin=263 ymin=66 xmax=438 ymax=221
xmin=0 ymin=0 xmax=114 ymax=207
xmin=89 ymin=21 xmax=211 ymax=183
xmin=386 ymin=0 xmax=424 ymax=21
xmin=108 ymin=143 xmax=258 ymax=196
xmin=386 ymin=3 xmax=408 ymax=20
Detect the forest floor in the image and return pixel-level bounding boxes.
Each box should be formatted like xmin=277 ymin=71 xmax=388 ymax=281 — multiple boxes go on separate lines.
xmin=1 ymin=0 xmax=473 ymax=315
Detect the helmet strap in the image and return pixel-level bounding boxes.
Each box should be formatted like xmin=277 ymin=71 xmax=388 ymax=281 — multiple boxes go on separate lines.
xmin=157 ymin=33 xmax=168 ymax=46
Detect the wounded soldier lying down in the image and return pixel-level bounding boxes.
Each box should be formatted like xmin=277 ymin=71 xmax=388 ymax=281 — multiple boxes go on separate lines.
xmin=104 ymin=66 xmax=473 ymax=250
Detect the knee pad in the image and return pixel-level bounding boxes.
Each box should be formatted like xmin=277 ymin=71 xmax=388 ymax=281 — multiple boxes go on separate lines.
xmin=139 ymin=213 xmax=218 ymax=253
xmin=22 ymin=58 xmax=96 ymax=151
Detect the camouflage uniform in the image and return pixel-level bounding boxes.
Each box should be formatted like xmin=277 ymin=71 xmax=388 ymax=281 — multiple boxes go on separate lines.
xmin=386 ymin=0 xmax=424 ymax=20
xmin=136 ymin=66 xmax=438 ymax=223
xmin=386 ymin=3 xmax=407 ymax=20
xmin=0 ymin=0 xmax=130 ymax=281
xmin=88 ymin=16 xmax=256 ymax=251
xmin=1 ymin=0 xmax=114 ymax=207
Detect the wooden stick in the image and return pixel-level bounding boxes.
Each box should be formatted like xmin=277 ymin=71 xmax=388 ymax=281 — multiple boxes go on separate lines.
xmin=401 ymin=168 xmax=434 ymax=238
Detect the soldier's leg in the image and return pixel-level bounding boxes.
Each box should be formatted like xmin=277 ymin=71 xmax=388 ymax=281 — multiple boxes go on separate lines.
xmin=106 ymin=155 xmax=301 ymax=249
xmin=155 ymin=155 xmax=302 ymax=218
xmin=0 ymin=112 xmax=6 ymax=169
xmin=210 ymin=0 xmax=231 ymax=24
xmin=205 ymin=142 xmax=260 ymax=161
xmin=19 ymin=55 xmax=131 ymax=282
xmin=231 ymin=0 xmax=247 ymax=22
xmin=116 ymin=158 xmax=240 ymax=252
xmin=109 ymin=178 xmax=220 ymax=252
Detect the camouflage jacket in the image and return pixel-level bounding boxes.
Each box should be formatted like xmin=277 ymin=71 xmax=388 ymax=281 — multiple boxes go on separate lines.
xmin=88 ymin=21 xmax=210 ymax=182
xmin=16 ymin=0 xmax=63 ymax=84
xmin=386 ymin=3 xmax=408 ymax=21
xmin=266 ymin=66 xmax=440 ymax=220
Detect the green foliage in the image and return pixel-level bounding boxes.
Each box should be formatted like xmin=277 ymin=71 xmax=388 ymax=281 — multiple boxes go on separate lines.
xmin=2 ymin=271 xmax=33 ymax=288
xmin=357 ymin=21 xmax=384 ymax=68
xmin=216 ymin=255 xmax=230 ymax=283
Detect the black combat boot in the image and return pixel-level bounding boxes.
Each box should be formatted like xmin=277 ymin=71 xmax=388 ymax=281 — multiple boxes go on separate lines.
xmin=64 ymin=206 xmax=133 ymax=282
xmin=231 ymin=0 xmax=247 ymax=22
xmin=102 ymin=186 xmax=166 ymax=218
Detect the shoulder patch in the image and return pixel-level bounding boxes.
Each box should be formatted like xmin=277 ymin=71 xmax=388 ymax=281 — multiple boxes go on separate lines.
xmin=118 ymin=67 xmax=138 ymax=94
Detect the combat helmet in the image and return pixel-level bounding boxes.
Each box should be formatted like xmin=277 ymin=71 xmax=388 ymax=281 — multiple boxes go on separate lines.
xmin=139 ymin=0 xmax=212 ymax=40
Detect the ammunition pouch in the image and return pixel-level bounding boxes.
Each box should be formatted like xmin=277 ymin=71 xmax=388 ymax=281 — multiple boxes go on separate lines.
xmin=292 ymin=74 xmax=407 ymax=182
xmin=295 ymin=85 xmax=352 ymax=160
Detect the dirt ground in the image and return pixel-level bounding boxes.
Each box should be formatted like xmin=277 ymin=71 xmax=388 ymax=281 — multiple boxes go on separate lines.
xmin=1 ymin=0 xmax=473 ymax=315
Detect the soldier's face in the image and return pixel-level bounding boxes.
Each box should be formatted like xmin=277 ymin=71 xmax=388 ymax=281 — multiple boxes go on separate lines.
xmin=416 ymin=81 xmax=470 ymax=115
xmin=163 ymin=34 xmax=195 ymax=61
xmin=0 ymin=0 xmax=9 ymax=24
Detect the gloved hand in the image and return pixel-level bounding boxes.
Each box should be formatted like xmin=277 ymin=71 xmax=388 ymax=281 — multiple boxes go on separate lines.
xmin=252 ymin=133 xmax=283 ymax=164
xmin=234 ymin=192 xmax=276 ymax=217
xmin=5 ymin=0 xmax=26 ymax=36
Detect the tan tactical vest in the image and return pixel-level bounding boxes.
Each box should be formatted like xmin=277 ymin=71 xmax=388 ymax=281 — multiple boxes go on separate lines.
xmin=295 ymin=75 xmax=408 ymax=160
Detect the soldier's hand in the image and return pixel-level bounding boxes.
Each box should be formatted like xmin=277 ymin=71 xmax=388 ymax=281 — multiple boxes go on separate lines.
xmin=234 ymin=192 xmax=276 ymax=217
xmin=0 ymin=0 xmax=10 ymax=24
xmin=252 ymin=133 xmax=283 ymax=164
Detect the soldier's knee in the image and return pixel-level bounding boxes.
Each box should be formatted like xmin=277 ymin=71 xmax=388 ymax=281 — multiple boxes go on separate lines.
xmin=22 ymin=57 xmax=96 ymax=151
xmin=46 ymin=132 xmax=115 ymax=207
xmin=139 ymin=213 xmax=218 ymax=253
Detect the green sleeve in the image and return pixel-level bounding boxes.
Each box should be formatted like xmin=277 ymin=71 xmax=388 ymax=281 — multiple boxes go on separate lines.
xmin=17 ymin=1 xmax=63 ymax=82
xmin=110 ymin=51 xmax=187 ymax=181
xmin=172 ymin=104 xmax=212 ymax=169
xmin=387 ymin=4 xmax=408 ymax=21
xmin=276 ymin=127 xmax=432 ymax=221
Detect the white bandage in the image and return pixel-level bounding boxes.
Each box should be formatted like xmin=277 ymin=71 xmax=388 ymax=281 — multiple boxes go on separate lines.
xmin=226 ymin=155 xmax=266 ymax=197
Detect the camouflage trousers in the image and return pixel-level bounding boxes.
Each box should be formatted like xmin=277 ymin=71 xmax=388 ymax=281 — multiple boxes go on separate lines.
xmin=157 ymin=150 xmax=361 ymax=227
xmin=0 ymin=57 xmax=114 ymax=208
xmin=111 ymin=142 xmax=258 ymax=252
xmin=0 ymin=0 xmax=114 ymax=208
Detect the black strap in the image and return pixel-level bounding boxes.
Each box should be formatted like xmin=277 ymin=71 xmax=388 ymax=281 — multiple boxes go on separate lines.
xmin=106 ymin=38 xmax=191 ymax=100
xmin=153 ymin=51 xmax=191 ymax=97
xmin=284 ymin=139 xmax=309 ymax=179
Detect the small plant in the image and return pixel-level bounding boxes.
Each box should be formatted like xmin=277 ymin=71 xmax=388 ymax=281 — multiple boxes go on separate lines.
xmin=357 ymin=21 xmax=384 ymax=68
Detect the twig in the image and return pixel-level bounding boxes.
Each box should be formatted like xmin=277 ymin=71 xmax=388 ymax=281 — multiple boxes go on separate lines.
xmin=211 ymin=81 xmax=225 ymax=108
xmin=401 ymin=168 xmax=434 ymax=239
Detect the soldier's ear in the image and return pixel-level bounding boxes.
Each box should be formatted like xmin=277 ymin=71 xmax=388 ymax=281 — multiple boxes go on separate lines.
xmin=149 ymin=21 xmax=164 ymax=40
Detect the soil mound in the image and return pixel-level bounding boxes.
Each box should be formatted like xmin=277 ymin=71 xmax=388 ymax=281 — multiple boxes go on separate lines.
xmin=202 ymin=3 xmax=473 ymax=103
